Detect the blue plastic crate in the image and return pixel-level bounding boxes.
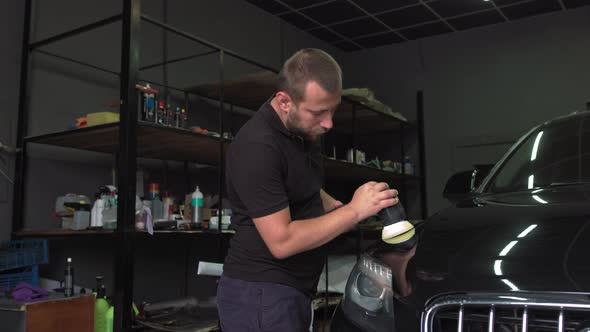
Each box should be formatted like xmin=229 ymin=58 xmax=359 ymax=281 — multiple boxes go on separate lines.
xmin=0 ymin=265 xmax=39 ymax=293
xmin=0 ymin=239 xmax=48 ymax=272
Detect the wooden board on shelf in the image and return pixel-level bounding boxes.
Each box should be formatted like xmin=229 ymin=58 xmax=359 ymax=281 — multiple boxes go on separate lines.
xmin=187 ymin=71 xmax=277 ymax=110
xmin=25 ymin=122 xmax=229 ymax=164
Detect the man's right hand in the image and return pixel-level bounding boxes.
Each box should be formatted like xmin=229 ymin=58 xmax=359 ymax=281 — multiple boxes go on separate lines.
xmin=348 ymin=181 xmax=398 ymax=221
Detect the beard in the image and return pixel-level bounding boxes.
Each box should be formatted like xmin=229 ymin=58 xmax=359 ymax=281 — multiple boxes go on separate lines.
xmin=286 ymin=108 xmax=326 ymax=142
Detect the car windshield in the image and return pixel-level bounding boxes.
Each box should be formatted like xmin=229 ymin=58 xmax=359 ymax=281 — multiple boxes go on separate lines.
xmin=485 ymin=114 xmax=590 ymax=193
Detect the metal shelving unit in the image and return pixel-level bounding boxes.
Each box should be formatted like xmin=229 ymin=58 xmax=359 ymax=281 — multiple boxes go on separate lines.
xmin=12 ymin=1 xmax=426 ymax=330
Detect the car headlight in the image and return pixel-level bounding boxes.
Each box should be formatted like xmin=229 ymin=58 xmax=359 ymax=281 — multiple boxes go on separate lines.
xmin=341 ymin=254 xmax=394 ymax=331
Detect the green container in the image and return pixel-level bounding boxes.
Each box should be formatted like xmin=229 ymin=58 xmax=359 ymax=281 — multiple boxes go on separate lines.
xmin=94 ymin=285 xmax=109 ymax=332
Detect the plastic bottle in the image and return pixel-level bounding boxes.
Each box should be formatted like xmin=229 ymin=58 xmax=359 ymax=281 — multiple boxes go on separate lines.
xmin=64 ymin=257 xmax=74 ymax=297
xmin=143 ymin=84 xmax=155 ymax=122
xmin=106 ymin=305 xmax=114 ymax=332
xmin=191 ymin=186 xmax=203 ymax=224
xmin=93 ymin=276 xmax=104 ymax=296
xmin=102 ymin=192 xmax=118 ymax=229
xmin=403 ymin=156 xmax=414 ymax=176
xmin=175 ymin=107 xmax=181 ymax=128
xmin=95 ymin=284 xmax=109 ymax=332
xmin=91 ymin=196 xmax=105 ymax=228
xmin=162 ymin=192 xmax=173 ymax=221
xmin=156 ymin=101 xmax=165 ymax=125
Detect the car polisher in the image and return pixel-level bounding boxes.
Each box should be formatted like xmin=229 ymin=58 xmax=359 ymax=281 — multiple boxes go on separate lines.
xmin=378 ymin=202 xmax=415 ymax=244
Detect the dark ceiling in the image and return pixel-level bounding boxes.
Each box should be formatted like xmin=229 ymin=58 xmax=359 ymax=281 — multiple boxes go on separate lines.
xmin=244 ymin=0 xmax=589 ymax=51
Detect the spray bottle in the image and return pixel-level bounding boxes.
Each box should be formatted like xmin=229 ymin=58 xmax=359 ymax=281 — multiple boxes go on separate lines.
xmin=191 ymin=186 xmax=203 ymax=224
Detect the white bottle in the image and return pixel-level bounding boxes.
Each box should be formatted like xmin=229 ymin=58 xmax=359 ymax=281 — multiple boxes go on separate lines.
xmin=91 ymin=198 xmax=105 ymax=228
xmin=191 ymin=186 xmax=203 ymax=223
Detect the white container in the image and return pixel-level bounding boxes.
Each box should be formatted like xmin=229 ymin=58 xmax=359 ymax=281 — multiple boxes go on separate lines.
xmin=71 ymin=211 xmax=90 ymax=230
xmin=209 ymin=215 xmax=231 ymax=231
xmin=191 ymin=186 xmax=203 ymax=223
xmin=91 ymin=198 xmax=105 ymax=228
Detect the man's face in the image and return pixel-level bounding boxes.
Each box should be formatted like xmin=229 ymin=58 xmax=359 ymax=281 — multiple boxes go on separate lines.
xmin=286 ymin=81 xmax=341 ymax=142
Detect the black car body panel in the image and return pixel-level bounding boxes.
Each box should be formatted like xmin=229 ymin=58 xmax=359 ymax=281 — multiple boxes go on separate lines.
xmin=332 ymin=111 xmax=590 ymax=331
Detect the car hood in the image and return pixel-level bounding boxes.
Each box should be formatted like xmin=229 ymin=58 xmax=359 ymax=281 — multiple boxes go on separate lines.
xmin=372 ymin=185 xmax=590 ymax=309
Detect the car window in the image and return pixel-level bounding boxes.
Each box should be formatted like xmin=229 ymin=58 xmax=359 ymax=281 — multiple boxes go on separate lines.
xmin=487 ymin=115 xmax=589 ymax=193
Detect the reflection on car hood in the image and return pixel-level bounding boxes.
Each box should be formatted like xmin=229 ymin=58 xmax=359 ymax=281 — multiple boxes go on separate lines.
xmin=374 ymin=184 xmax=590 ymax=310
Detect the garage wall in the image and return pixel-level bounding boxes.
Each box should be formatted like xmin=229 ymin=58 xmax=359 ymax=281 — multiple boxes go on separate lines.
xmin=344 ymin=6 xmax=590 ymax=215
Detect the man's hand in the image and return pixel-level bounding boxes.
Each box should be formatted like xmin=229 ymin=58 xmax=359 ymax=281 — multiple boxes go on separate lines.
xmin=347 ymin=181 xmax=398 ymax=221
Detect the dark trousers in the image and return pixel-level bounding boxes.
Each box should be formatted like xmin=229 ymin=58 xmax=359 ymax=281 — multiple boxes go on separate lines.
xmin=217 ymin=275 xmax=313 ymax=332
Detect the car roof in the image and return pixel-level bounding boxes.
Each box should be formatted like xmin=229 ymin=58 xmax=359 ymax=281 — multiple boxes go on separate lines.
xmin=540 ymin=110 xmax=590 ymax=128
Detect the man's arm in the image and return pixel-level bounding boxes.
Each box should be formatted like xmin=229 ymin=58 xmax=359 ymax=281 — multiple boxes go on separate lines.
xmin=254 ymin=182 xmax=398 ymax=260
xmin=320 ymin=189 xmax=343 ymax=212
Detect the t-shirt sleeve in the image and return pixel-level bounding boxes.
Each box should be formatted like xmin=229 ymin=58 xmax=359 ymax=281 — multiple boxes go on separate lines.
xmin=227 ymin=140 xmax=288 ymax=218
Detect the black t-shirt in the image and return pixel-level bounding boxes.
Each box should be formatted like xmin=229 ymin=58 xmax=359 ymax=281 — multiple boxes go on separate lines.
xmin=223 ymin=100 xmax=327 ymax=296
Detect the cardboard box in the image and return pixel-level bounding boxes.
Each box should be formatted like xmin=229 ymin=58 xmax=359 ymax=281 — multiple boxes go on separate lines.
xmin=0 ymin=294 xmax=94 ymax=332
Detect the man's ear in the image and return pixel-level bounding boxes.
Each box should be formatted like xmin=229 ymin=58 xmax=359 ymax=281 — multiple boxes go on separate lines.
xmin=275 ymin=91 xmax=292 ymax=112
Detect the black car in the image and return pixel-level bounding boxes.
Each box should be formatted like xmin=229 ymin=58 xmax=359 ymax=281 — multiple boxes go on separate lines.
xmin=331 ymin=110 xmax=590 ymax=331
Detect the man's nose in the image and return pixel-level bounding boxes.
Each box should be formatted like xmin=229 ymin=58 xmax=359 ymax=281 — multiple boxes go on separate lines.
xmin=320 ymin=114 xmax=333 ymax=130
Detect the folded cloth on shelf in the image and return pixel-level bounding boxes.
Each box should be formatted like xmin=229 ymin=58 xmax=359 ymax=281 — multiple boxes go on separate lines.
xmin=342 ymin=88 xmax=408 ymax=122
xmin=11 ymin=282 xmax=49 ymax=303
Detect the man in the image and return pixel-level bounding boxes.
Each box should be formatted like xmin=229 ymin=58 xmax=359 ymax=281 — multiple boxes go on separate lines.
xmin=217 ymin=48 xmax=398 ymax=331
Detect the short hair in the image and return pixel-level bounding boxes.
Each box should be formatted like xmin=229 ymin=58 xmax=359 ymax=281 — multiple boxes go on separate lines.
xmin=276 ymin=48 xmax=342 ymax=103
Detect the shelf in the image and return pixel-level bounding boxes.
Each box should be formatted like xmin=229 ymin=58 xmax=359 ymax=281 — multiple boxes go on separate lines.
xmin=332 ymin=102 xmax=412 ymax=135
xmin=25 ymin=122 xmax=229 ymax=164
xmin=14 ymin=229 xmax=115 ymax=237
xmin=187 ymin=71 xmax=277 ymax=110
xmin=23 ymin=122 xmax=420 ymax=183
xmin=148 ymin=229 xmax=235 ymax=235
xmin=323 ymin=158 xmax=422 ymax=183
xmin=188 ymin=71 xmax=411 ymax=135
xmin=14 ymin=228 xmax=235 ymax=238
